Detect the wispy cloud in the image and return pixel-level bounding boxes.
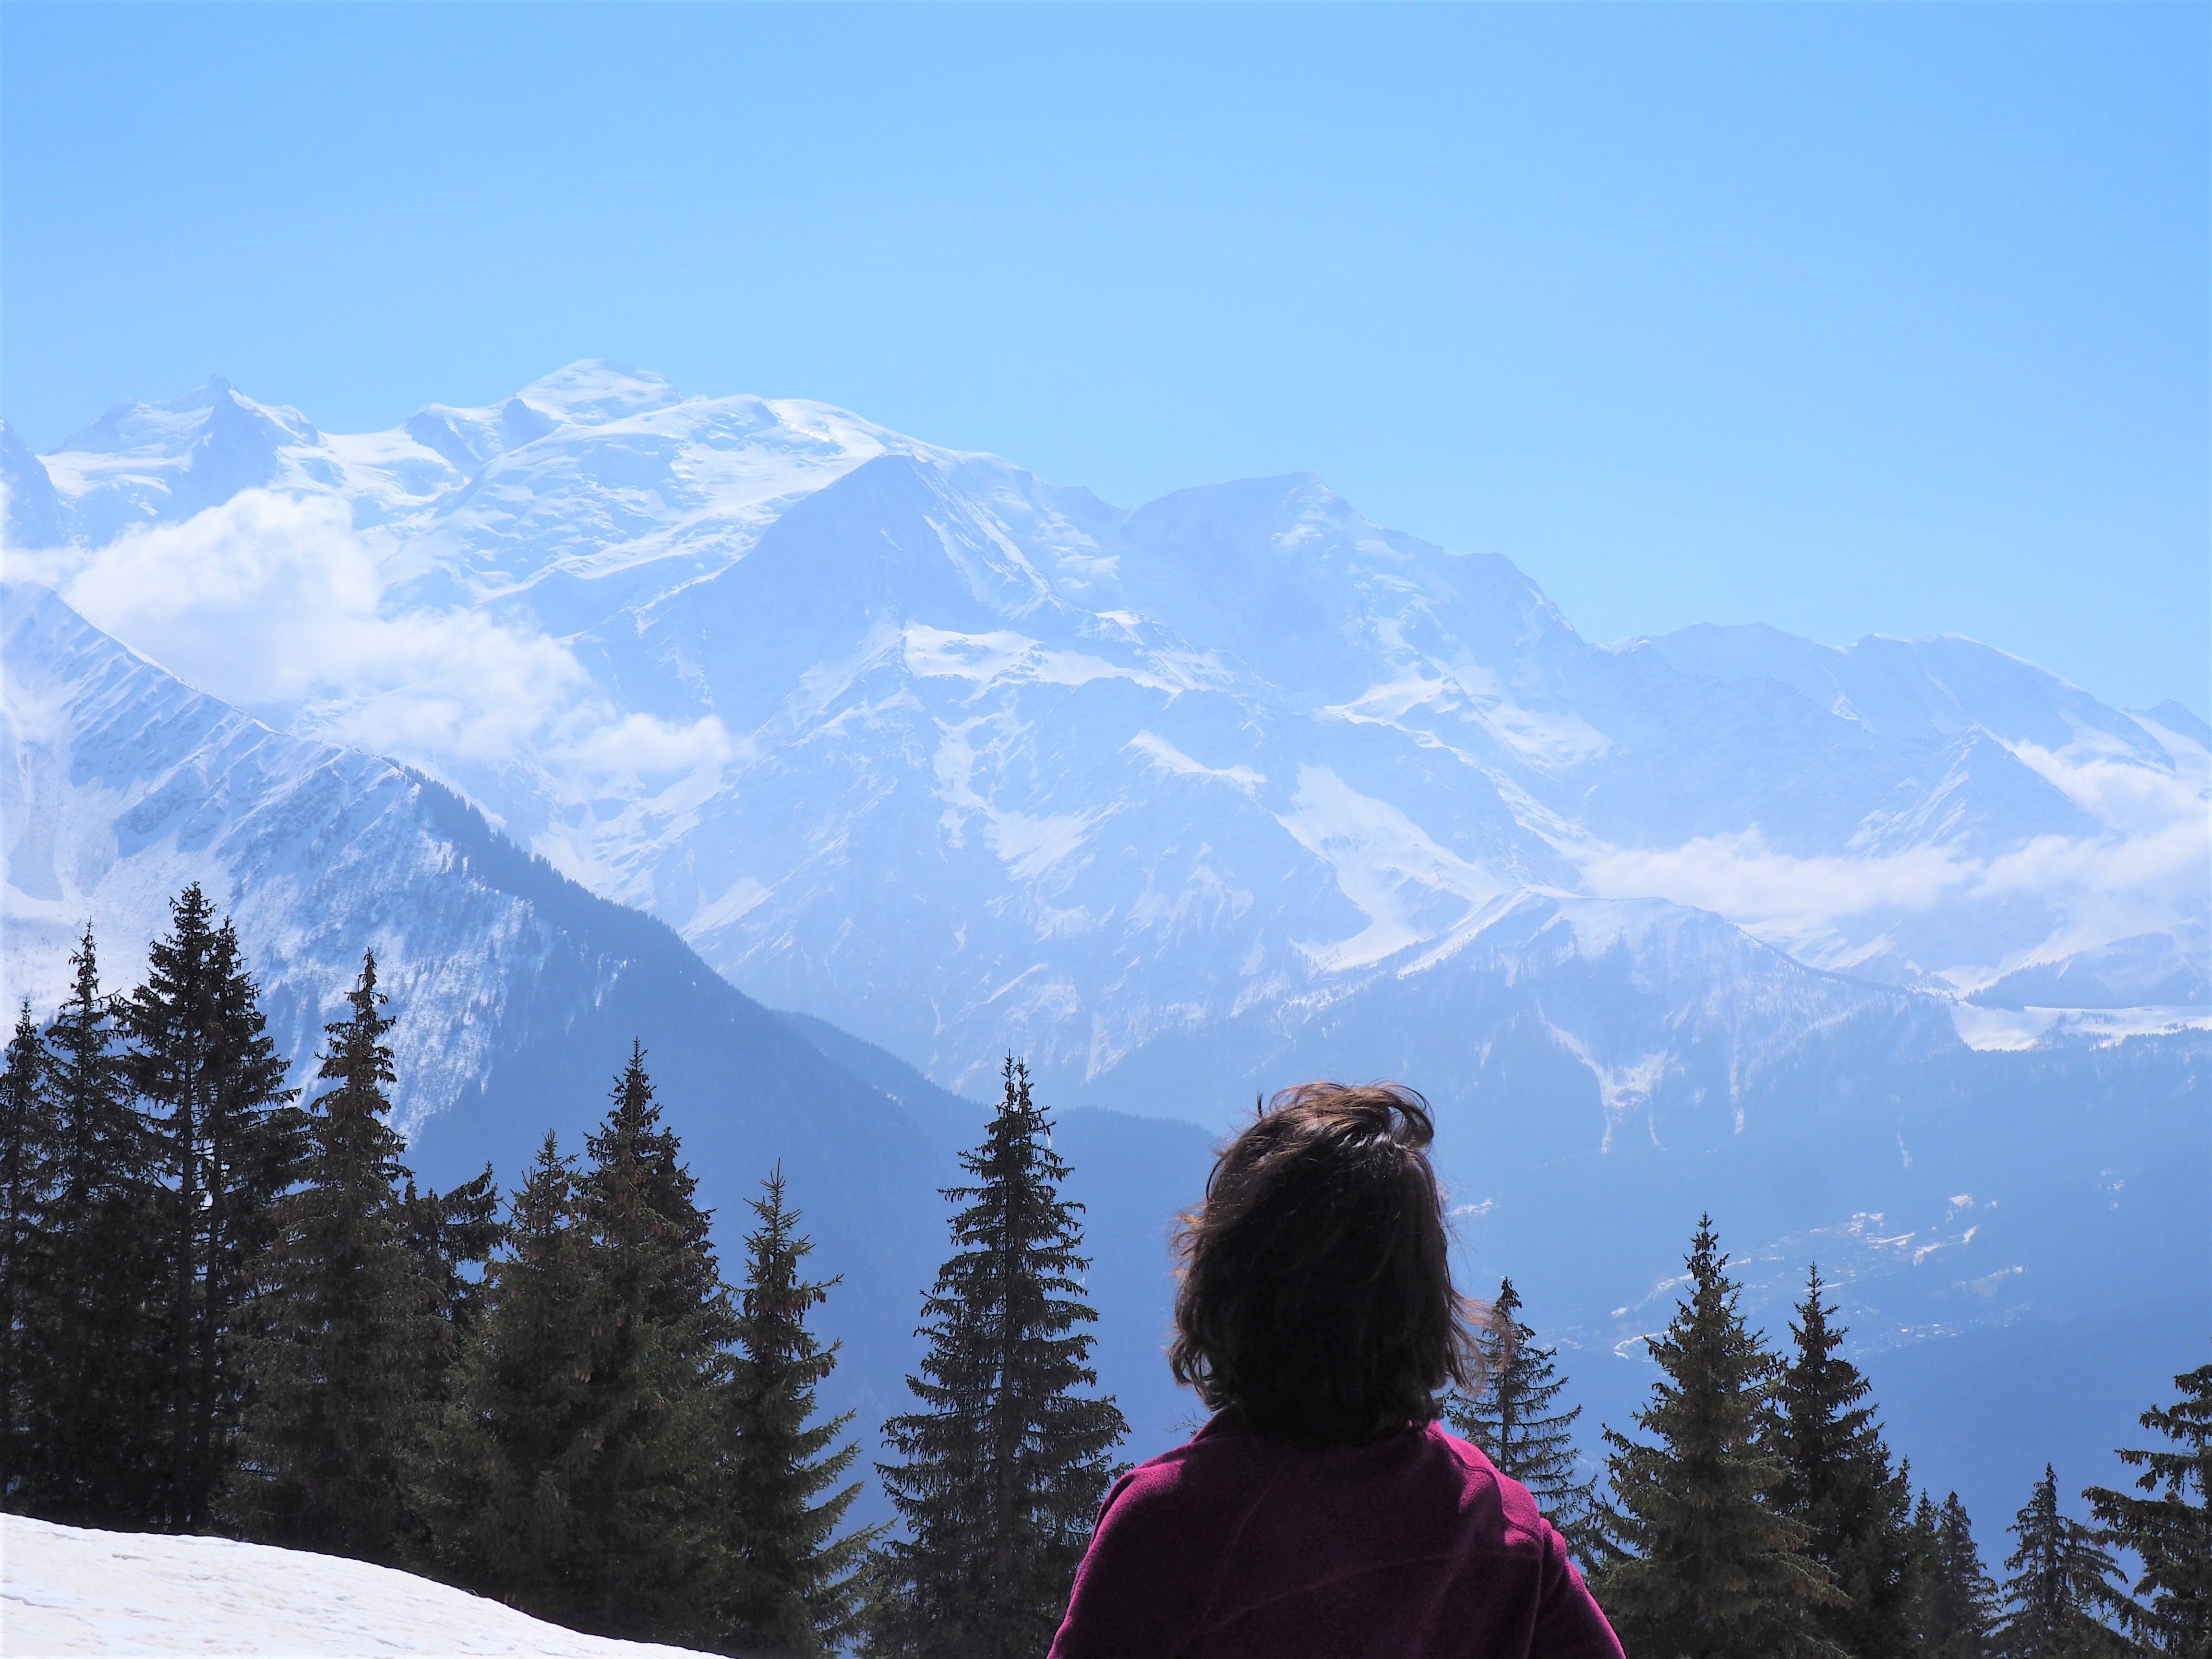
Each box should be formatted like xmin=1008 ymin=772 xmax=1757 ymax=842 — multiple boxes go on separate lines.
xmin=1573 ymin=739 xmax=2207 ymax=980
xmin=4 ymin=489 xmax=729 ymax=789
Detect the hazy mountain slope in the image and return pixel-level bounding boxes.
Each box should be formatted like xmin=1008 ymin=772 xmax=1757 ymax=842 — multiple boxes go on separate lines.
xmin=6 ymin=366 xmax=2205 ymax=1537
xmin=14 ymin=364 xmax=2201 ymax=1118
xmin=0 ymin=581 xmax=1203 ymax=1475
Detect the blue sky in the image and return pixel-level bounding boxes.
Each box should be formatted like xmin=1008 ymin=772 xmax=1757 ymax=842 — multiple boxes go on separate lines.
xmin=4 ymin=2 xmax=2204 ymax=714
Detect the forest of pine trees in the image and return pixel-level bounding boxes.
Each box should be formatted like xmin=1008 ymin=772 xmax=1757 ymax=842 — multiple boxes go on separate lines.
xmin=0 ymin=894 xmax=880 ymax=1657
xmin=2 ymin=885 xmax=2204 ymax=1659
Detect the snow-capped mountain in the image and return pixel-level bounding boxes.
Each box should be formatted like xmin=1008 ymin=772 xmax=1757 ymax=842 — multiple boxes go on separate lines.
xmin=4 ymin=366 xmax=2204 ymax=1526
xmin=7 ymin=363 xmax=2202 ymax=1124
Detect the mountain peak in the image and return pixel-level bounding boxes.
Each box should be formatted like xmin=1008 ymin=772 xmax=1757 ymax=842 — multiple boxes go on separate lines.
xmin=512 ymin=360 xmax=684 ymax=425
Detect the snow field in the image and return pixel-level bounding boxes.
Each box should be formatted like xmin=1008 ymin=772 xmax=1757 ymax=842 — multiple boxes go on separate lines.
xmin=1 ymin=1515 xmax=710 ymax=1658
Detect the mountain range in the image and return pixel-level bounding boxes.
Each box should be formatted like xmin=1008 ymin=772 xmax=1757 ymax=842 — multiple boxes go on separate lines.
xmin=3 ymin=362 xmax=2204 ymax=1534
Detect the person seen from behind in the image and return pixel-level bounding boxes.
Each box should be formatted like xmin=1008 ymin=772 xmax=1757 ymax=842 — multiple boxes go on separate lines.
xmin=1049 ymin=1082 xmax=1624 ymax=1659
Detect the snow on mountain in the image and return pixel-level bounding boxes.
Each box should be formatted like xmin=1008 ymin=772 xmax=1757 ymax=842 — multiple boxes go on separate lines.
xmin=2 ymin=1514 xmax=712 ymax=1656
xmin=3 ymin=361 xmax=2203 ymax=1523
xmin=0 ymin=361 xmax=2197 ymax=1119
xmin=12 ymin=364 xmax=2200 ymax=1130
xmin=0 ymin=578 xmax=1215 ymax=1457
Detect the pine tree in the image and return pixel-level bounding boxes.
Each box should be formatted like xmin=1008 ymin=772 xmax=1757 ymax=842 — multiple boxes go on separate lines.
xmin=566 ymin=1042 xmax=743 ymax=1643
xmin=398 ymin=1153 xmax=502 ymax=1454
xmin=1907 ymin=1490 xmax=2001 ymax=1658
xmin=235 ymin=949 xmax=458 ymax=1559
xmin=124 ymin=890 xmax=301 ymax=1528
xmin=17 ymin=925 xmax=167 ymax=1525
xmin=2084 ymin=1364 xmax=2211 ymax=1656
xmin=1995 ymin=1465 xmax=2129 ymax=1658
xmin=1769 ymin=1263 xmax=1914 ymax=1659
xmin=1592 ymin=1214 xmax=1842 ymax=1659
xmin=0 ymin=1003 xmax=52 ymax=1500
xmin=430 ymin=1049 xmax=739 ymax=1646
xmin=1444 ymin=1276 xmax=1602 ymax=1561
xmin=424 ymin=1133 xmax=607 ymax=1615
xmin=871 ymin=1058 xmax=1128 ymax=1659
xmin=721 ymin=1166 xmax=878 ymax=1658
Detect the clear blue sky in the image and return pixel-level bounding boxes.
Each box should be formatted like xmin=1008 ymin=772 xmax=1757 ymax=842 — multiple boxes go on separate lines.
xmin=4 ymin=2 xmax=2205 ymax=714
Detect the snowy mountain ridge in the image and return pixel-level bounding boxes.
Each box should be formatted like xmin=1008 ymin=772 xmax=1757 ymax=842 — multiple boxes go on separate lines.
xmin=3 ymin=373 xmax=2203 ymax=1527
xmin=4 ymin=362 xmax=2204 ymax=1121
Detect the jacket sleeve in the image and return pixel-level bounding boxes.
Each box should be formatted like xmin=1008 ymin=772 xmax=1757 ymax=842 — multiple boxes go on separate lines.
xmin=1530 ymin=1521 xmax=1626 ymax=1659
xmin=1048 ymin=1468 xmax=1222 ymax=1659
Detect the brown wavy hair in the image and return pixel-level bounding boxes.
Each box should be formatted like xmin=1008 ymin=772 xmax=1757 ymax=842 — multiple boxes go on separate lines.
xmin=1168 ymin=1081 xmax=1491 ymax=1449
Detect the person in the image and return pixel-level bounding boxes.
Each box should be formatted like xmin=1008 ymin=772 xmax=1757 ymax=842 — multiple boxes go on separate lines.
xmin=1048 ymin=1082 xmax=1623 ymax=1659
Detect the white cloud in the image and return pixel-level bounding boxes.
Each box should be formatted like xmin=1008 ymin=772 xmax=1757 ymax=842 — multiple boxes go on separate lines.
xmin=3 ymin=489 xmax=728 ymax=785
xmin=1575 ymin=800 xmax=2208 ymax=980
xmin=1578 ymin=830 xmax=1974 ymax=931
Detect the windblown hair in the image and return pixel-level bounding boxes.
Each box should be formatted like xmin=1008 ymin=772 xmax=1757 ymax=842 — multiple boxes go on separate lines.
xmin=1169 ymin=1082 xmax=1490 ymax=1450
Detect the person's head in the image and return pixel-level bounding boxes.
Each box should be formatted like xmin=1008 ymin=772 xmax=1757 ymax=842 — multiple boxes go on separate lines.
xmin=1168 ymin=1081 xmax=1487 ymax=1449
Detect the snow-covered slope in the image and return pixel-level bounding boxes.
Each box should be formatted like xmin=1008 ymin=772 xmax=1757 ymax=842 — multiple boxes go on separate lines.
xmin=1 ymin=1515 xmax=710 ymax=1657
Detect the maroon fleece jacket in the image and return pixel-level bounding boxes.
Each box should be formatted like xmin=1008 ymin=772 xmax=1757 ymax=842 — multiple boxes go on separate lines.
xmin=1048 ymin=1411 xmax=1624 ymax=1659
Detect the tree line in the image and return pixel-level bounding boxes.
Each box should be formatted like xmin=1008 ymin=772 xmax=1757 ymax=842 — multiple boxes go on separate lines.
xmin=1534 ymin=1215 xmax=2209 ymax=1659
xmin=0 ymin=890 xmax=1124 ymax=1657
xmin=2 ymin=886 xmax=2203 ymax=1658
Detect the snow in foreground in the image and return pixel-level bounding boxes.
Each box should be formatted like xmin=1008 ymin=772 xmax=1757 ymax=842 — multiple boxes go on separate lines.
xmin=0 ymin=1515 xmax=711 ymax=1657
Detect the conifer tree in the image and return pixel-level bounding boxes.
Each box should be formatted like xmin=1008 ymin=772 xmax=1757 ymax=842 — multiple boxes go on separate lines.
xmin=1994 ymin=1465 xmax=2129 ymax=1658
xmin=1593 ymin=1214 xmax=1842 ymax=1659
xmin=399 ymin=1166 xmax=503 ymax=1416
xmin=2085 ymin=1364 xmax=2211 ymax=1657
xmin=871 ymin=1058 xmax=1128 ymax=1659
xmin=1907 ymin=1490 xmax=2001 ymax=1658
xmin=424 ymin=1133 xmax=606 ymax=1614
xmin=18 ymin=925 xmax=166 ymax=1525
xmin=0 ymin=1003 xmax=51 ymax=1499
xmin=721 ymin=1166 xmax=878 ymax=1658
xmin=1444 ymin=1277 xmax=1602 ymax=1561
xmin=1769 ymin=1263 xmax=1914 ymax=1659
xmin=431 ymin=1049 xmax=738 ymax=1645
xmin=565 ymin=1042 xmax=742 ymax=1643
xmin=124 ymin=890 xmax=301 ymax=1528
xmin=236 ymin=949 xmax=470 ymax=1560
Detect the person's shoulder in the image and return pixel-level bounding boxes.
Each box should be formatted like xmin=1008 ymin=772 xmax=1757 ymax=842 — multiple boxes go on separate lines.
xmin=1422 ymin=1423 xmax=1553 ymax=1550
xmin=1101 ymin=1418 xmax=1285 ymax=1522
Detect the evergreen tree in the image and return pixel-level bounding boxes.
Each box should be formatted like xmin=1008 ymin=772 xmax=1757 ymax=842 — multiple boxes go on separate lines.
xmin=423 ymin=1133 xmax=606 ymax=1615
xmin=398 ymin=1153 xmax=502 ymax=1473
xmin=430 ymin=1048 xmax=738 ymax=1646
xmin=0 ymin=1003 xmax=52 ymax=1499
xmin=124 ymin=890 xmax=301 ymax=1528
xmin=565 ymin=1042 xmax=742 ymax=1643
xmin=721 ymin=1166 xmax=878 ymax=1658
xmin=871 ymin=1058 xmax=1128 ymax=1659
xmin=1907 ymin=1490 xmax=2002 ymax=1658
xmin=1593 ymin=1214 xmax=1842 ymax=1659
xmin=1444 ymin=1276 xmax=1602 ymax=1561
xmin=17 ymin=925 xmax=167 ymax=1525
xmin=2084 ymin=1363 xmax=2211 ymax=1656
xmin=236 ymin=949 xmax=470 ymax=1560
xmin=1994 ymin=1465 xmax=2129 ymax=1658
xmin=1769 ymin=1263 xmax=1914 ymax=1659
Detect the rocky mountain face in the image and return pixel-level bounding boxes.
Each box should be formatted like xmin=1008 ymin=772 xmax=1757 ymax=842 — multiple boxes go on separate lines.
xmin=4 ymin=363 xmax=2204 ymax=1528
